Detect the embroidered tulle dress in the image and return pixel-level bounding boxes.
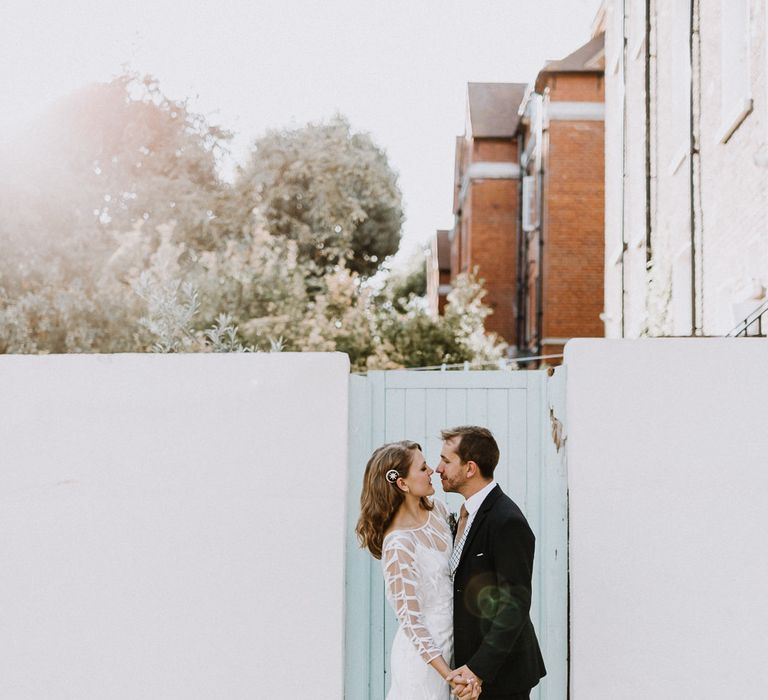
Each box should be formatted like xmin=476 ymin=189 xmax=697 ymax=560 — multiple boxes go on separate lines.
xmin=381 ymin=498 xmax=454 ymax=699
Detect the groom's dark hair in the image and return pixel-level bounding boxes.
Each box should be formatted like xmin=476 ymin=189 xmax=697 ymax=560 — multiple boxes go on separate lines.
xmin=441 ymin=425 xmax=499 ymax=479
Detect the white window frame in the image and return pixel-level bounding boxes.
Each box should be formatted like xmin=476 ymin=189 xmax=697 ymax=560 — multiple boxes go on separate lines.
xmin=522 ymin=175 xmax=539 ymax=232
xmin=717 ymin=0 xmax=752 ymax=144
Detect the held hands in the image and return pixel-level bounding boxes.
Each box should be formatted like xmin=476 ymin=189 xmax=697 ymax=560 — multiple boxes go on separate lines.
xmin=447 ymin=665 xmax=482 ymax=699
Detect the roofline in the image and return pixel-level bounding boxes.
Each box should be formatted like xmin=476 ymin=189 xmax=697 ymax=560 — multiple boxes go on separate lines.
xmin=534 ymin=66 xmax=604 ymax=94
xmin=466 ymin=81 xmax=528 ymax=138
xmin=591 ymin=1 xmax=608 ymax=37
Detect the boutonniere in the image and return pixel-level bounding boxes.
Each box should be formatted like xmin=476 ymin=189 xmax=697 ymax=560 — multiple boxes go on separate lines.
xmin=447 ymin=511 xmax=458 ymax=537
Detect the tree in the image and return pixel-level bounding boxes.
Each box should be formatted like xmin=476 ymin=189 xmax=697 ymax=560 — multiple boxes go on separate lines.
xmin=0 ymin=72 xmax=235 ymax=353
xmin=43 ymin=72 xmax=234 ymax=248
xmin=237 ymin=116 xmax=403 ymax=279
xmin=376 ymin=250 xmax=428 ymax=313
xmin=373 ymin=269 xmax=506 ymax=370
xmin=0 ymin=74 xmax=505 ymax=370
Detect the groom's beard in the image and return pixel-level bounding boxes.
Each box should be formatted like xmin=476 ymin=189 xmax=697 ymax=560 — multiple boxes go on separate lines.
xmin=440 ymin=474 xmax=466 ymax=493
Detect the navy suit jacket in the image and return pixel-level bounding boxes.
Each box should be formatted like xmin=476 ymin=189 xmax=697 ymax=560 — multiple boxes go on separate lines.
xmin=453 ymin=485 xmax=546 ymax=697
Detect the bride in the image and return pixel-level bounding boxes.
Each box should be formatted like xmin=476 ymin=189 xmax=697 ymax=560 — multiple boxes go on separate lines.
xmin=356 ymin=441 xmax=480 ymax=700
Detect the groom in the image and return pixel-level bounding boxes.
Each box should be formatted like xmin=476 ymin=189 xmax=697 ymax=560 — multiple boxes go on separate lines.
xmin=438 ymin=426 xmax=546 ymax=700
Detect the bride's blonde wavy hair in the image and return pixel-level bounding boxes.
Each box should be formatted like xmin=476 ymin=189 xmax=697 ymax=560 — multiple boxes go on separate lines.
xmin=356 ymin=440 xmax=433 ymax=560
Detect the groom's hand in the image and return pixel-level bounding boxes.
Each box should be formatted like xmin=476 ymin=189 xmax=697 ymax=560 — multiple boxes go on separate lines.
xmin=451 ymin=679 xmax=480 ymax=700
xmin=447 ymin=665 xmax=482 ymax=698
xmin=446 ymin=671 xmax=472 ymax=699
xmin=449 ymin=680 xmax=473 ymax=700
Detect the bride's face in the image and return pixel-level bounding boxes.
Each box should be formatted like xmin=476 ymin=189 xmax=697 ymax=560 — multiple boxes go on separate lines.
xmin=401 ymin=449 xmax=435 ymax=498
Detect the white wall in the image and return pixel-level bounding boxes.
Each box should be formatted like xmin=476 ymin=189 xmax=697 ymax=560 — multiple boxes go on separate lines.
xmin=698 ymin=0 xmax=768 ymax=334
xmin=0 ymin=353 xmax=349 ymax=699
xmin=566 ymin=339 xmax=768 ymax=699
xmin=604 ymin=0 xmax=768 ymax=338
xmin=603 ymin=0 xmax=652 ymax=340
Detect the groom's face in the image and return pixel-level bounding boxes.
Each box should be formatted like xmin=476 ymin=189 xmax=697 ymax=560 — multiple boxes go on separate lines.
xmin=437 ymin=437 xmax=468 ymax=493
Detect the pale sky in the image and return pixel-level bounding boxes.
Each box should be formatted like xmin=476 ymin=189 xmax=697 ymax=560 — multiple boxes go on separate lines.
xmin=1 ymin=0 xmax=602 ymax=264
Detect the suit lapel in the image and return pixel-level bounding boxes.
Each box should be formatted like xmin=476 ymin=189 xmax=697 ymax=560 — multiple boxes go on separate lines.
xmin=456 ymin=485 xmax=502 ymax=573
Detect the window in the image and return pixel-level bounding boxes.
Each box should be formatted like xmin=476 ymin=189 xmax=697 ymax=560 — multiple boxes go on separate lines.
xmin=522 ymin=176 xmax=539 ymax=232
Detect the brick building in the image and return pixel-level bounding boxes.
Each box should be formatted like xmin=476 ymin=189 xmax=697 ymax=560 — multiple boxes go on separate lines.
xmin=431 ymin=33 xmax=605 ymax=362
xmin=450 ymin=82 xmax=527 ymax=347
xmin=602 ymin=0 xmax=768 ymax=338
xmin=521 ymin=33 xmax=606 ymax=358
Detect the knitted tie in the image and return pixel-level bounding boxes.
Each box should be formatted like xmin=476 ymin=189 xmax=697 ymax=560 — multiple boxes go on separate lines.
xmin=450 ymin=504 xmax=469 ymax=576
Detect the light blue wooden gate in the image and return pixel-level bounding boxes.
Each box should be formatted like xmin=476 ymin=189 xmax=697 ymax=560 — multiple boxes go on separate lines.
xmin=345 ymin=368 xmax=568 ymax=699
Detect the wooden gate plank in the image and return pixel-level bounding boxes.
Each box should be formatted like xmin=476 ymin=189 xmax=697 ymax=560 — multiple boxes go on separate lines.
xmin=526 ymin=371 xmax=545 ymax=700
xmin=538 ymin=367 xmax=568 ymax=700
xmin=506 ymin=389 xmax=529 ymax=509
xmin=345 ymin=375 xmax=372 ymax=698
xmin=368 ymin=371 xmax=388 ymax=700
xmin=424 ymin=388 xmax=448 ymax=476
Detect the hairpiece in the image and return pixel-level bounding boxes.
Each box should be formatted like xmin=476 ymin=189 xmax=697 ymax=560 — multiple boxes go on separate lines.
xmin=385 ymin=469 xmax=399 ymax=483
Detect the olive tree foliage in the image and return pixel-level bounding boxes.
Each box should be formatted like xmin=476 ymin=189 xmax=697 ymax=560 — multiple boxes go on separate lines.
xmin=237 ymin=117 xmax=403 ymax=279
xmin=0 ymin=72 xmax=235 ymax=353
xmin=377 ymin=251 xmax=428 ymax=314
xmin=373 ymin=267 xmax=506 ymax=370
xmin=28 ymin=72 xmax=233 ymax=246
xmin=0 ymin=73 xmax=505 ymax=368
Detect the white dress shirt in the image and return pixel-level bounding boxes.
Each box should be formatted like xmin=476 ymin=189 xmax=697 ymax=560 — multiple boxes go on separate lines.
xmin=450 ymin=480 xmax=498 ymax=575
xmin=463 ymin=479 xmax=497 ymax=533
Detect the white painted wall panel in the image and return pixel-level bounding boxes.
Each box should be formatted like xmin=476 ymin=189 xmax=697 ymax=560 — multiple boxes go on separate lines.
xmin=0 ymin=353 xmax=349 ymax=699
xmin=604 ymin=0 xmax=768 ymax=337
xmin=566 ymin=339 xmax=768 ymax=698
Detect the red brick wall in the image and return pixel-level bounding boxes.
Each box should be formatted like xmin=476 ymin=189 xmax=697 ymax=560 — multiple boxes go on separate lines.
xmin=514 ymin=72 xmax=606 ymax=364
xmin=465 ymin=177 xmax=519 ymax=345
xmin=449 ymin=73 xmax=604 ymax=356
xmin=541 ymin=73 xmax=605 ymax=345
xmin=460 ymin=203 xmax=471 ymax=273
xmin=473 ymin=139 xmax=517 ymax=162
xmin=546 ymin=73 xmax=604 ymax=102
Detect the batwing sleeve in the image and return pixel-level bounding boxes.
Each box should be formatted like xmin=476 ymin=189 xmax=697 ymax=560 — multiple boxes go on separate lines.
xmin=382 ymin=535 xmax=443 ymax=663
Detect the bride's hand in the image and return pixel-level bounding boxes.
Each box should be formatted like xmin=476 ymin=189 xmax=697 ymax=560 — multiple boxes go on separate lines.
xmin=449 ymin=676 xmax=477 ymax=700
xmin=451 ymin=682 xmax=469 ymax=700
xmin=459 ymin=678 xmax=481 ymax=699
xmin=447 ymin=666 xmax=482 ymax=699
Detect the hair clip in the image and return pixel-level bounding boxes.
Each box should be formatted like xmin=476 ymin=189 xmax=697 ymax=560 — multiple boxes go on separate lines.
xmin=385 ymin=469 xmax=399 ymax=483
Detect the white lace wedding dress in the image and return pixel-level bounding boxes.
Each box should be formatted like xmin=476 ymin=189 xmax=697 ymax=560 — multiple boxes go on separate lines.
xmin=382 ymin=498 xmax=454 ymax=699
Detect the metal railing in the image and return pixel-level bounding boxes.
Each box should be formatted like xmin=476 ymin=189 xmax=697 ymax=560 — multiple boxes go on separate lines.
xmin=406 ymin=354 xmax=564 ymax=371
xmin=727 ymin=299 xmax=768 ymax=337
